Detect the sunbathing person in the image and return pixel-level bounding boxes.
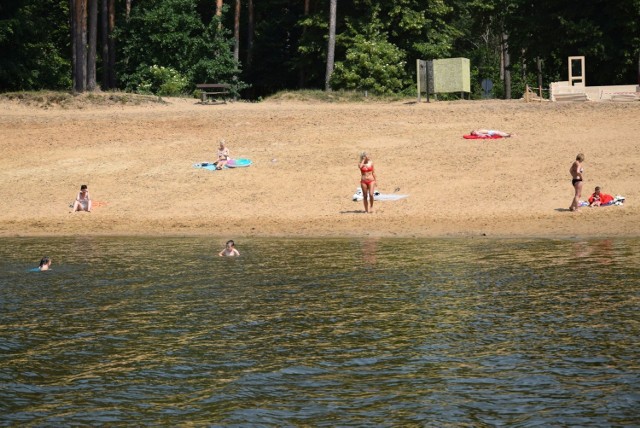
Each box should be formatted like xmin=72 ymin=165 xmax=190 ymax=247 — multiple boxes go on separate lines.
xmin=588 ymin=186 xmax=614 ymax=206
xmin=71 ymin=185 xmax=92 ymax=212
xmin=470 ymin=129 xmax=513 ymax=137
xmin=214 ymin=140 xmax=230 ymax=170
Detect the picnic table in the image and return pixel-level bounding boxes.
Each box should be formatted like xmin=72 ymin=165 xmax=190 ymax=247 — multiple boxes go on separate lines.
xmin=196 ymin=83 xmax=231 ymax=103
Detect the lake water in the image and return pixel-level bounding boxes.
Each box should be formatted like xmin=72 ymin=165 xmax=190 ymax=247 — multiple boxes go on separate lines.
xmin=1 ymin=237 xmax=639 ymax=426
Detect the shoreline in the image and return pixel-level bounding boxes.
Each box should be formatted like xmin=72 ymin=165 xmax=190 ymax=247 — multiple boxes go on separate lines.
xmin=1 ymin=98 xmax=638 ymax=240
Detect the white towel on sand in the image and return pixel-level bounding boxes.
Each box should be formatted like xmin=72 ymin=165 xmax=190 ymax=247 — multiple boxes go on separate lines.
xmin=352 ymin=188 xmax=408 ymax=202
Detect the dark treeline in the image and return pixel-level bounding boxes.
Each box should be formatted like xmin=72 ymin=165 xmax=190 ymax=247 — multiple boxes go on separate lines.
xmin=1 ymin=0 xmax=638 ymax=99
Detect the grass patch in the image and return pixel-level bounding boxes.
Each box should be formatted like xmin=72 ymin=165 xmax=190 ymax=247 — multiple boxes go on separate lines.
xmin=265 ymin=89 xmax=409 ymax=103
xmin=0 ymin=90 xmax=167 ymax=108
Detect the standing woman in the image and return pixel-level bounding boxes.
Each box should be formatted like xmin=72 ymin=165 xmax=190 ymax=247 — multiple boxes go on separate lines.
xmin=569 ymin=153 xmax=585 ymax=211
xmin=359 ymin=152 xmax=377 ymax=213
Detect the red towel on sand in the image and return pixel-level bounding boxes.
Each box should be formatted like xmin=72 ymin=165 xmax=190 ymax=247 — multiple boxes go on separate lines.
xmin=463 ymin=134 xmax=504 ymax=139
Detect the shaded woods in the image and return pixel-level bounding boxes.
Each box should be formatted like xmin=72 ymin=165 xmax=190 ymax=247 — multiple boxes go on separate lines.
xmin=1 ymin=0 xmax=639 ymax=99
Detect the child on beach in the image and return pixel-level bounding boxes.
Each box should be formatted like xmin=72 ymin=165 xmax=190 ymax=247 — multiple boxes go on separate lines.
xmin=588 ymin=186 xmax=614 ymax=206
xmin=219 ymin=240 xmax=240 ymax=256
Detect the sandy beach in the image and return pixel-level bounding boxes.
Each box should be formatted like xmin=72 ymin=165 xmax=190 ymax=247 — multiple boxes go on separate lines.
xmin=1 ymin=96 xmax=638 ymax=239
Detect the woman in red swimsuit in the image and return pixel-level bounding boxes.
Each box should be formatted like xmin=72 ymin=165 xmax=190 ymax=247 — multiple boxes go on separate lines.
xmin=359 ymin=152 xmax=377 ymax=213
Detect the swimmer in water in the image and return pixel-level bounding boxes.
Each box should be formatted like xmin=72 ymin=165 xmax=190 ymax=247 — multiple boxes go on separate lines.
xmin=219 ymin=240 xmax=240 ymax=257
xmin=38 ymin=256 xmax=52 ymax=271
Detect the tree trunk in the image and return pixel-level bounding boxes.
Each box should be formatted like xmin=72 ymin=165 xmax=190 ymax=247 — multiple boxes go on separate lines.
xmin=72 ymin=0 xmax=88 ymax=92
xmin=126 ymin=0 xmax=132 ymax=20
xmin=246 ymin=0 xmax=254 ymax=67
xmin=233 ymin=0 xmax=240 ymax=62
xmin=298 ymin=0 xmax=310 ymax=88
xmin=502 ymin=32 xmax=511 ymax=99
xmin=108 ymin=0 xmax=116 ymax=88
xmin=216 ymin=0 xmax=223 ymax=30
xmin=87 ymin=0 xmax=97 ymax=91
xmin=537 ymin=57 xmax=543 ymax=94
xmin=101 ymin=0 xmax=108 ymax=89
xmin=520 ymin=49 xmax=526 ymax=82
xmin=325 ymin=0 xmax=336 ymax=91
xmin=70 ymin=0 xmax=77 ymax=90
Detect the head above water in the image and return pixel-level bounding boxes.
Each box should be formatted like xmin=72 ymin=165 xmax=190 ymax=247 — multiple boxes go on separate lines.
xmin=39 ymin=256 xmax=51 ymax=267
xmin=226 ymin=240 xmax=235 ymax=248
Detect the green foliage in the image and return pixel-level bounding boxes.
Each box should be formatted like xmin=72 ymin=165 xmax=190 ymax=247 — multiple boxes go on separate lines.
xmin=331 ymin=33 xmax=406 ymax=95
xmin=135 ymin=65 xmax=189 ymax=96
xmin=115 ymin=0 xmax=244 ymax=96
xmin=2 ymin=0 xmax=638 ymax=99
xmin=0 ymin=0 xmax=71 ymax=91
xmin=329 ymin=14 xmax=406 ymax=94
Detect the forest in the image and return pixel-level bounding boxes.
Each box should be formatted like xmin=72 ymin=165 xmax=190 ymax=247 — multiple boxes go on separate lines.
xmin=1 ymin=0 xmax=639 ymax=99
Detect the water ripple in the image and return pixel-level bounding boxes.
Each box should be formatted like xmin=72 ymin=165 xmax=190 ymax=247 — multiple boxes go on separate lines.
xmin=0 ymin=237 xmax=639 ymax=425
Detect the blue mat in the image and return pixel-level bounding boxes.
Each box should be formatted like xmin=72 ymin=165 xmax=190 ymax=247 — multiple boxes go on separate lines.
xmin=193 ymin=158 xmax=252 ymax=170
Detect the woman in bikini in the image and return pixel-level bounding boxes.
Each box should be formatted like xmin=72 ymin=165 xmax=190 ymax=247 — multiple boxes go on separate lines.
xmin=470 ymin=129 xmax=513 ymax=137
xmin=569 ymin=153 xmax=585 ymax=211
xmin=359 ymin=152 xmax=377 ymax=213
xmin=71 ymin=184 xmax=92 ymax=212
xmin=214 ymin=140 xmax=230 ymax=170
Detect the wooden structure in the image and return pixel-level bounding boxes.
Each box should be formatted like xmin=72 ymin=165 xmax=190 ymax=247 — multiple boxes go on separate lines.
xmin=196 ymin=83 xmax=231 ymax=103
xmin=523 ymin=84 xmax=548 ymax=102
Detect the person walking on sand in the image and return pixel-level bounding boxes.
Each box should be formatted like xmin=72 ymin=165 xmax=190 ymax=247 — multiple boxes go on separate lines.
xmin=219 ymin=240 xmax=240 ymax=256
xmin=214 ymin=140 xmax=230 ymax=170
xmin=359 ymin=152 xmax=377 ymax=214
xmin=71 ymin=184 xmax=92 ymax=212
xmin=569 ymin=153 xmax=585 ymax=211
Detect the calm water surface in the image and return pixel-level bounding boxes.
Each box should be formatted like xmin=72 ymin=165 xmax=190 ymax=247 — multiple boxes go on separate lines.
xmin=0 ymin=237 xmax=639 ymax=426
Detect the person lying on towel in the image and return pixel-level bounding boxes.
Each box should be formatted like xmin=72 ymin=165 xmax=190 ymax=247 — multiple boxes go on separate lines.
xmin=588 ymin=186 xmax=614 ymax=206
xmin=470 ymin=129 xmax=513 ymax=138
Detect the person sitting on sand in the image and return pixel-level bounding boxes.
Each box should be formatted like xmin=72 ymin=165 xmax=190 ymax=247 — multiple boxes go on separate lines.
xmin=39 ymin=256 xmax=52 ymax=271
xmin=470 ymin=129 xmax=513 ymax=137
xmin=71 ymin=184 xmax=92 ymax=212
xmin=588 ymin=186 xmax=614 ymax=207
xmin=214 ymin=140 xmax=230 ymax=170
xmin=219 ymin=240 xmax=240 ymax=256
xmin=569 ymin=153 xmax=585 ymax=212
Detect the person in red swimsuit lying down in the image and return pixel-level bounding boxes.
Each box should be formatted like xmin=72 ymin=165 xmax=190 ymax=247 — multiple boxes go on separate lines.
xmin=359 ymin=151 xmax=377 ymax=213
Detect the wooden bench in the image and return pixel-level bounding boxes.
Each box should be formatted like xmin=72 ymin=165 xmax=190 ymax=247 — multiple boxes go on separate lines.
xmin=196 ymin=83 xmax=231 ymax=103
